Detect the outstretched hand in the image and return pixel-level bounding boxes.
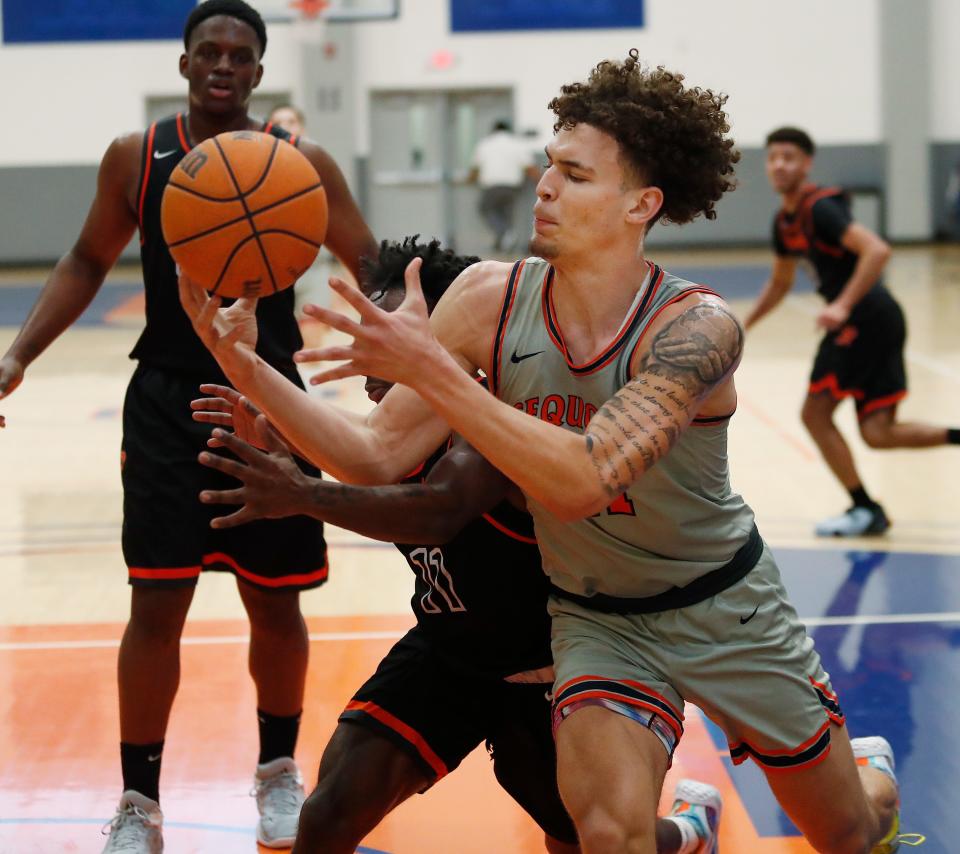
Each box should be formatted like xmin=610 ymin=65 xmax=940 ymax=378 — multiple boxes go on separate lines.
xmin=178 ymin=272 xmax=260 ymax=382
xmin=192 ymin=383 xmax=271 ymax=450
xmin=295 ymin=258 xmax=448 ymax=388
xmin=198 ymin=418 xmax=312 ymax=528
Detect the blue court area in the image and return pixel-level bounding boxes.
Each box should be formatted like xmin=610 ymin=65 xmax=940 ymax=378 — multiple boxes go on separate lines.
xmin=714 ymin=546 xmax=959 ymax=850
xmin=0 ymin=282 xmax=143 ymax=327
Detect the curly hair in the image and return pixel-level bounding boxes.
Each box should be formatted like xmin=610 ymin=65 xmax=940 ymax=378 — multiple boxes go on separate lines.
xmin=360 ymin=236 xmax=480 ymax=306
xmin=549 ymin=49 xmax=739 ymax=226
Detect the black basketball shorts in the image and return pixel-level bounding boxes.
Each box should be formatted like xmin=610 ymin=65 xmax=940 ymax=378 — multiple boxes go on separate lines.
xmin=121 ymin=364 xmax=328 ymax=590
xmin=808 ymin=299 xmax=908 ymax=420
xmin=340 ymin=627 xmax=577 ymax=845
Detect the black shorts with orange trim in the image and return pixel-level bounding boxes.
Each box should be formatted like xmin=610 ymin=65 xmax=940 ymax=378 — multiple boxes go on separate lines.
xmin=121 ymin=364 xmax=327 ymax=591
xmin=808 ymin=296 xmax=907 ymax=420
xmin=339 ymin=627 xmax=577 ymax=844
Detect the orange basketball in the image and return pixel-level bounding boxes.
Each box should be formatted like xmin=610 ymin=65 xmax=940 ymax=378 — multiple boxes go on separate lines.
xmin=161 ymin=130 xmax=328 ymax=299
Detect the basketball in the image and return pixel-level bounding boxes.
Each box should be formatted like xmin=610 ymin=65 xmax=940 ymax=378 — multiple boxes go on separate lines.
xmin=160 ymin=130 xmax=328 ymax=299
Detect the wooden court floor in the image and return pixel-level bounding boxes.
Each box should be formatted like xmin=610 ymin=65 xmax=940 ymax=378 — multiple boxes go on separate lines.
xmin=1 ymin=245 xmax=958 ymax=852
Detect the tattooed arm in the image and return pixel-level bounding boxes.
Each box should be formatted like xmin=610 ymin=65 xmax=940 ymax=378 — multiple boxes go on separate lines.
xmin=583 ymin=297 xmax=743 ymax=500
xmin=367 ymin=285 xmax=744 ymax=522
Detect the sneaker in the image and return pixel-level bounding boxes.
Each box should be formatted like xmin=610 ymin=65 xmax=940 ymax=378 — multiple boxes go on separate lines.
xmin=851 ymin=737 xmax=908 ymax=854
xmin=815 ymin=505 xmax=890 ymax=537
xmin=253 ymin=757 xmax=305 ymax=848
xmin=101 ymin=791 xmax=163 ymax=853
xmin=667 ymin=778 xmax=722 ymax=854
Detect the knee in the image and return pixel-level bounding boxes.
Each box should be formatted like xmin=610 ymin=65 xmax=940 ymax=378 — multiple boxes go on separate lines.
xmin=570 ymin=806 xmax=653 ymax=854
xmin=801 ymin=400 xmax=831 ymax=434
xmin=296 ymin=786 xmax=362 ymax=847
xmin=859 ymin=421 xmax=891 ymax=449
xmin=241 ymin=586 xmax=303 ymax=632
xmin=807 ymin=812 xmax=875 ymax=854
xmin=127 ymin=589 xmax=192 ymax=645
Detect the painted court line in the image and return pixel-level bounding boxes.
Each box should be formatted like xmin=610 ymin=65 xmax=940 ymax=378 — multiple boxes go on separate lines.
xmin=4 ymin=613 xmax=960 ymax=652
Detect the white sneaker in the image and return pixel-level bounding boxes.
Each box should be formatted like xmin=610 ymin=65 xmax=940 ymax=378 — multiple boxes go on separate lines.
xmin=253 ymin=757 xmax=305 ymax=848
xmin=815 ymin=505 xmax=890 ymax=537
xmin=667 ymin=779 xmax=722 ymax=854
xmin=101 ymin=791 xmax=163 ymax=853
xmin=851 ymin=737 xmax=908 ymax=853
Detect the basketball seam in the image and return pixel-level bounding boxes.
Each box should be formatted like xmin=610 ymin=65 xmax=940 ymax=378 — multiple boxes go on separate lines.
xmin=166 ymin=182 xmax=324 ymax=249
xmin=167 ymin=137 xmax=294 ymax=203
xmin=212 ymin=135 xmax=279 ymax=295
xmin=209 ymin=230 xmax=322 ymax=296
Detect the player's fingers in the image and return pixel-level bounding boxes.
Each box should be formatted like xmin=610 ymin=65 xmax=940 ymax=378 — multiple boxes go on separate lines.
xmin=193 ymin=410 xmax=234 ymax=427
xmin=294 ymin=345 xmax=355 ymax=365
xmin=256 ymin=414 xmax=290 ymax=454
xmin=402 ymin=257 xmax=427 ymax=308
xmin=199 ymin=383 xmax=242 ymax=402
xmin=197 ymin=449 xmax=251 ymax=478
xmin=299 ymin=304 xmax=365 ymax=339
xmin=199 ymin=488 xmax=245 ymax=506
xmin=327 ymin=277 xmax=382 ymax=319
xmin=209 ymin=428 xmax=265 ymax=465
xmin=0 ymin=414 xmax=5 ymax=428
xmin=234 ymin=297 xmax=260 ymax=313
xmin=178 ymin=273 xmax=206 ymax=316
xmin=308 ymin=364 xmax=360 ymax=385
xmin=239 ymin=395 xmax=263 ymax=418
xmin=190 ymin=396 xmax=234 ymax=413
xmin=196 ymin=293 xmax=223 ymax=329
xmin=209 ymin=507 xmax=258 ymax=529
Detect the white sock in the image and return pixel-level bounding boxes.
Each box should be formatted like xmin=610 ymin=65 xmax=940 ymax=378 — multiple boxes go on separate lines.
xmin=662 ymin=815 xmax=702 ymax=854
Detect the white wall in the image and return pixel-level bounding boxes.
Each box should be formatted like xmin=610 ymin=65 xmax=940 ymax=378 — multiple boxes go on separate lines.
xmin=355 ymin=0 xmax=881 ymax=153
xmin=0 ymin=0 xmax=914 ymax=168
xmin=930 ymin=0 xmax=960 ymax=140
xmin=0 ymin=25 xmax=298 ymax=166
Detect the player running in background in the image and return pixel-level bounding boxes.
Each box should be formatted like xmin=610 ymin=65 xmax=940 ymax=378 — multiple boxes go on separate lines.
xmin=746 ymin=126 xmax=960 ymax=537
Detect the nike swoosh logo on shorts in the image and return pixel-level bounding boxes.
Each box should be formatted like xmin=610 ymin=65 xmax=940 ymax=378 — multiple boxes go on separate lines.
xmin=147 ymin=753 xmax=162 ymax=762
xmin=740 ymin=604 xmax=760 ymax=625
xmin=510 ymin=349 xmax=543 ymax=364
xmin=154 ymin=149 xmax=179 ymax=159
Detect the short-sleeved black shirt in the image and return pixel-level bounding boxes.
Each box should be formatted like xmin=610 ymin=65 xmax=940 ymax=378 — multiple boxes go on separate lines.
xmin=772 ymin=185 xmax=896 ymax=320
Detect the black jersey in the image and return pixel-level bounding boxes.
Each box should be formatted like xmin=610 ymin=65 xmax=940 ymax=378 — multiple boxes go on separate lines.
xmin=131 ymin=113 xmax=306 ymax=380
xmin=773 ymin=183 xmax=898 ymax=322
xmin=394 ymin=444 xmax=553 ymax=680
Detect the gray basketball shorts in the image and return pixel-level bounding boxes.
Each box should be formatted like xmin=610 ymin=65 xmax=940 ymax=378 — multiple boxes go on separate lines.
xmin=549 ymin=544 xmax=845 ymax=773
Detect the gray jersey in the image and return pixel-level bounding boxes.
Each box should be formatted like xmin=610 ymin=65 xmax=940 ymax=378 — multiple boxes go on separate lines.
xmin=491 ymin=257 xmax=755 ymax=598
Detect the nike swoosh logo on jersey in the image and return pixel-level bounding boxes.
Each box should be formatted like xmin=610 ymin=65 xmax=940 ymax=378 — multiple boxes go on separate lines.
xmin=510 ymin=349 xmax=543 ymax=364
xmin=739 ymin=604 xmax=760 ymax=625
xmin=153 ymin=148 xmax=179 ymax=159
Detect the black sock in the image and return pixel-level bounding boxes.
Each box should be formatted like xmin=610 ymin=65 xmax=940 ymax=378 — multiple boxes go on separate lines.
xmin=257 ymin=709 xmax=301 ymax=765
xmin=120 ymin=740 xmax=164 ymax=803
xmin=848 ymin=486 xmax=877 ymax=509
xmin=948 ymin=428 xmax=960 ymax=445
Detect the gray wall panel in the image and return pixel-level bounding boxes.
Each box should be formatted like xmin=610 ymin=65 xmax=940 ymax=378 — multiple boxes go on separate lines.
xmin=2 ymin=142 xmax=950 ymax=266
xmin=0 ymin=165 xmax=139 ymax=265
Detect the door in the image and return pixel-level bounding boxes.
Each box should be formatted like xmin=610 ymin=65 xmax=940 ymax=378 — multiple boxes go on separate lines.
xmin=367 ymin=88 xmax=515 ymax=254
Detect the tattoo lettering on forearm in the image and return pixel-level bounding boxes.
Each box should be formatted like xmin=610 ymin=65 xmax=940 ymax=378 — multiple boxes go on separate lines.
xmin=585 ymin=301 xmax=743 ymax=497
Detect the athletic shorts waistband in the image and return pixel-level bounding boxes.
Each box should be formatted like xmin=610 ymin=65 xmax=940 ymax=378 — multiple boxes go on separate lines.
xmin=549 ymin=524 xmax=762 ymax=614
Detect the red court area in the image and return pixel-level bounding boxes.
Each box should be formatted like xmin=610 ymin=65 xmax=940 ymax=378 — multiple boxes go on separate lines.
xmin=0 ymin=615 xmax=813 ymax=852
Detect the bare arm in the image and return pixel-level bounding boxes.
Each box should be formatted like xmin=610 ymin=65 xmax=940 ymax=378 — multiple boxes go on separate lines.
xmin=0 ymin=134 xmax=140 ymax=400
xmin=298 ymin=139 xmax=378 ymax=282
xmin=306 ymin=267 xmax=744 ymax=521
xmin=744 ymin=255 xmax=797 ymax=329
xmin=199 ymin=426 xmax=512 ymax=543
